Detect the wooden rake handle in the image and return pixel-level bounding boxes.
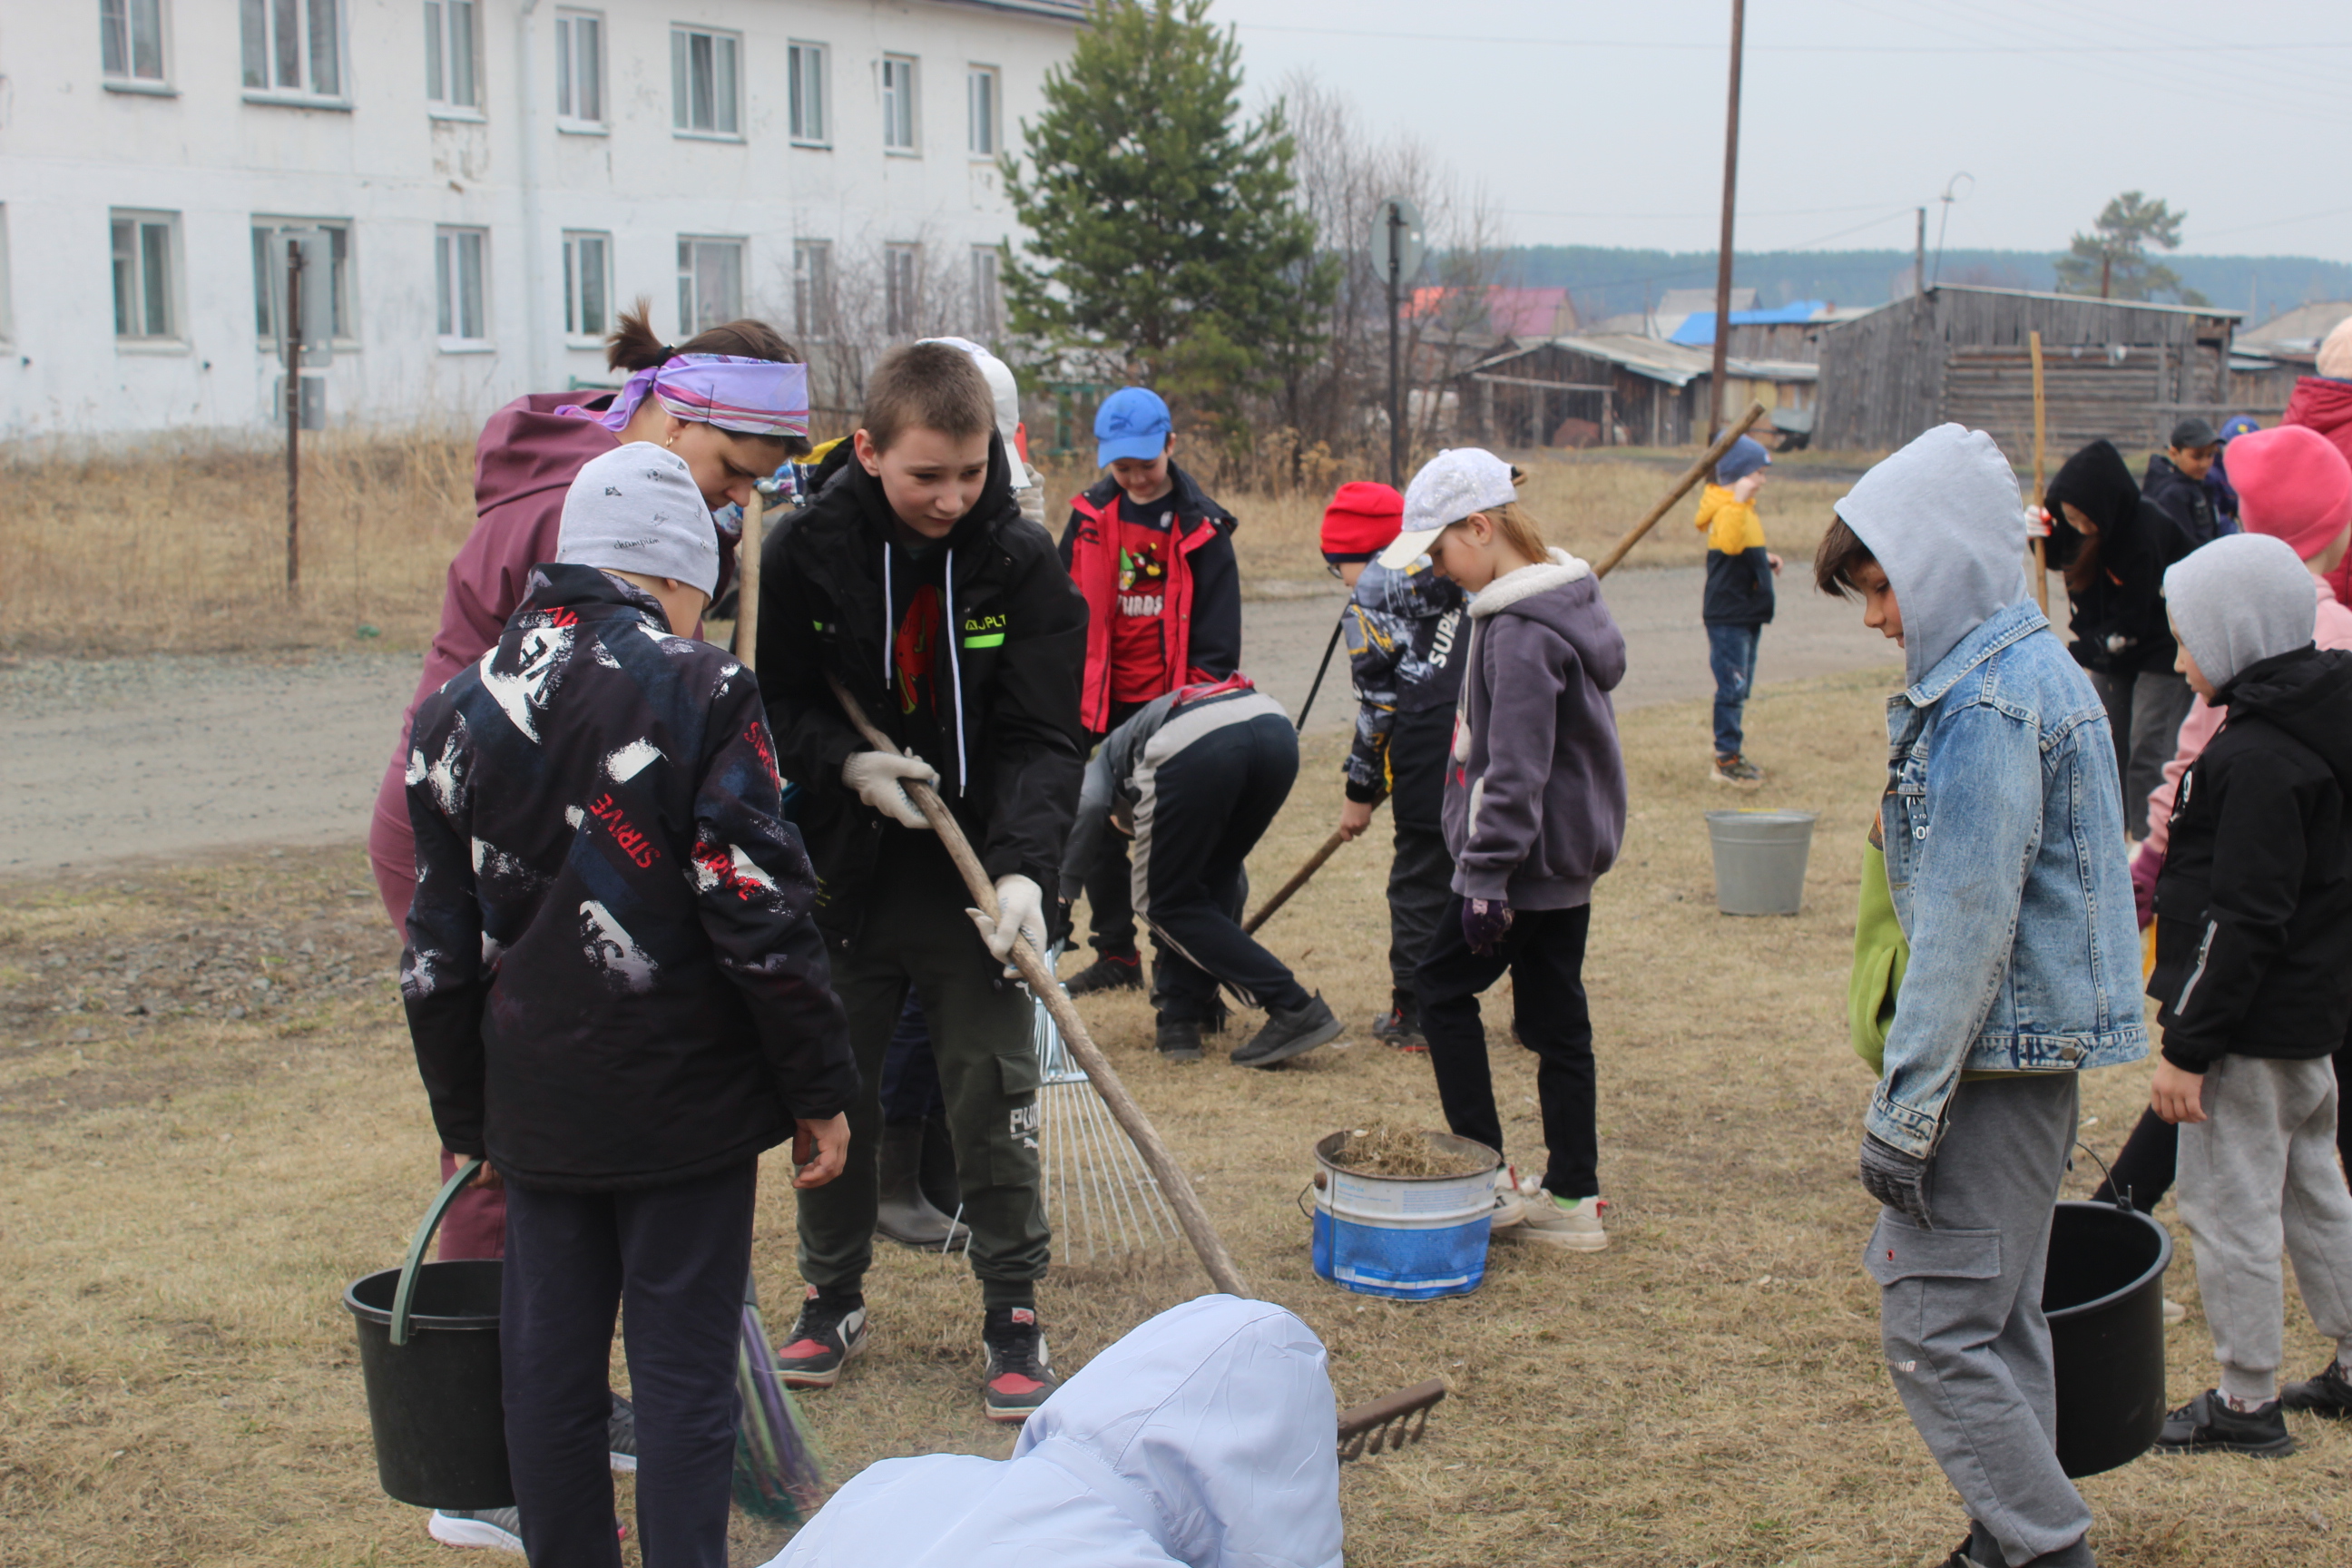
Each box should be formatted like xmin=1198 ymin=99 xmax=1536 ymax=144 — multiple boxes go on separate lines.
xmin=733 ymin=490 xmax=765 ymax=671
xmin=1245 ymin=407 xmax=1772 ymax=936
xmin=825 ymin=674 xmax=1249 ymax=1299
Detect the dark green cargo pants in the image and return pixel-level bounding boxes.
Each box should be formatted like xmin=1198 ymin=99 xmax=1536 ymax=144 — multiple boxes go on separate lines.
xmin=793 ymin=847 xmax=1049 ymax=1308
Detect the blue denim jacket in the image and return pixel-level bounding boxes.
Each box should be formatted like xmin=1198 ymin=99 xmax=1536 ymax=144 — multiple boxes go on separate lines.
xmin=1872 ymin=600 xmax=2147 ymax=1156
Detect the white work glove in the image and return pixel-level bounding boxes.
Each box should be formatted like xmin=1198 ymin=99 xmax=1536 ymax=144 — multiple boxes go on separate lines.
xmin=1014 ymin=482 xmax=1047 ymax=530
xmin=967 ymin=874 xmax=1045 ymax=977
xmin=840 ymin=749 xmax=937 ymax=830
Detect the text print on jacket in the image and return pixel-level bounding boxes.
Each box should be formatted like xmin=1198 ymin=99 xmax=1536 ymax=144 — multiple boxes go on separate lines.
xmin=401 ymin=564 xmax=857 ymax=1191
xmin=1444 ymin=548 xmax=1630 ymax=911
xmin=1838 ymin=425 xmax=2145 ymax=1161
xmin=757 ymin=435 xmax=1088 ymax=946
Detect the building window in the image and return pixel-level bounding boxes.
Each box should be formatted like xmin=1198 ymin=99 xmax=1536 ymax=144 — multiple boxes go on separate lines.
xmin=251 ymin=220 xmax=355 ymax=343
xmin=102 ymin=0 xmax=169 ymax=85
xmin=671 ymin=26 xmax=740 ymax=138
xmin=787 ymin=41 xmax=827 ymax=145
xmin=966 ymin=66 xmax=997 ymax=157
xmin=970 ymin=246 xmax=1001 ymax=338
xmin=884 ymin=244 xmax=919 ymax=338
xmin=792 ymin=240 xmax=832 ymax=340
xmin=241 ymin=0 xmax=343 ymax=98
xmin=564 ymin=231 xmax=612 ymax=339
xmin=436 ymin=226 xmax=488 ymax=345
xmin=678 ymin=237 xmax=744 ymax=336
xmin=111 ymin=210 xmax=180 ymax=342
xmin=424 ymin=0 xmax=477 ymax=111
xmin=880 ymin=55 xmax=917 ymax=153
xmin=555 ymin=10 xmax=603 ymax=128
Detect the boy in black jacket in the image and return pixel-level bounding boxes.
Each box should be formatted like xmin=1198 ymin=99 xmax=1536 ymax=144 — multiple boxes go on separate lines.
xmin=2144 ymin=533 xmax=2352 ymax=1458
xmin=756 ymin=342 xmax=1089 ymax=1421
xmin=402 ymin=444 xmax=857 ymax=1566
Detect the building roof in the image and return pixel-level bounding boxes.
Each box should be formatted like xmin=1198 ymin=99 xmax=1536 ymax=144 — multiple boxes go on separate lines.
xmin=1669 ymin=300 xmax=1829 ymax=345
xmin=2238 ymin=300 xmax=2352 ymax=351
xmin=1469 ymin=335 xmax=1815 ymax=388
xmin=940 ymin=0 xmax=1088 ymax=16
xmin=1866 ymin=282 xmax=2242 ymax=321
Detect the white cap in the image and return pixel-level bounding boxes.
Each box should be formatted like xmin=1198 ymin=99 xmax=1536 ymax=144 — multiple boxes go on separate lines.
xmin=918 ymin=336 xmax=1024 ymax=468
xmin=557 ymin=444 xmax=720 ymax=597
xmin=1376 ymin=447 xmax=1518 ymax=570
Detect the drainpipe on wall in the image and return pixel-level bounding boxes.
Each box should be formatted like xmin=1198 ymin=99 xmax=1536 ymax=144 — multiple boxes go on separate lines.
xmin=517 ymin=0 xmax=549 ymax=391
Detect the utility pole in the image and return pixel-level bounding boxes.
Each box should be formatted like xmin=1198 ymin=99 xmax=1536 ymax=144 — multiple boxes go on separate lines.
xmin=284 ymin=241 xmax=304 ymax=600
xmin=1387 ymin=203 xmax=1404 ymax=487
xmin=1707 ymin=0 xmax=1746 ymax=441
xmin=1915 ymin=208 xmax=1926 ymax=299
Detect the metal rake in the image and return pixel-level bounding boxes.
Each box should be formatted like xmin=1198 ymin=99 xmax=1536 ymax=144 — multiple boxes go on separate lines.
xmin=1033 ymin=946 xmax=1181 ymax=1265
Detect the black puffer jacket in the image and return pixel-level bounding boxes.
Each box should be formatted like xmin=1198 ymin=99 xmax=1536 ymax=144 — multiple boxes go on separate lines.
xmin=2141 ymin=454 xmax=2222 ymax=546
xmin=756 ymin=436 xmax=1088 ymax=947
xmin=402 ymin=564 xmax=857 ymax=1191
xmin=2151 ymin=645 xmax=2352 ymax=1071
xmin=2045 ymin=441 xmax=2196 ymax=676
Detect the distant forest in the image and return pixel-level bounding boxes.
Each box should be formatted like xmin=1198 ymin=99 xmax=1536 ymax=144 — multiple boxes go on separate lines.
xmin=1500 ymin=247 xmax=2352 ymax=324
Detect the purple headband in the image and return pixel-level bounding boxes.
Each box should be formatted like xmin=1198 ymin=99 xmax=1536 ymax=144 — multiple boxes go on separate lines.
xmin=559 ymin=353 xmax=810 ymax=440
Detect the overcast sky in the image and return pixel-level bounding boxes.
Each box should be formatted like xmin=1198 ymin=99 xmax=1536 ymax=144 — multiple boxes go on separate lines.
xmin=1208 ymin=0 xmax=2352 ymax=261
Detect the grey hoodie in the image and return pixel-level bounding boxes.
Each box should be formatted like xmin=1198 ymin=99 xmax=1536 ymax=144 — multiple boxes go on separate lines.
xmin=1833 ymin=423 xmax=2030 ymax=687
xmin=1444 ymin=548 xmax=1629 ymax=908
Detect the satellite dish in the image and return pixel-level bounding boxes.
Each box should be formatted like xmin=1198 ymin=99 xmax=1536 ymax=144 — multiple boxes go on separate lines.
xmin=1371 ymin=195 xmax=1425 ymax=286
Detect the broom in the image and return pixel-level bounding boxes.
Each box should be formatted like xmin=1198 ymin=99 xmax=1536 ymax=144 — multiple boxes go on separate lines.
xmin=724 ymin=490 xmax=827 ymax=1523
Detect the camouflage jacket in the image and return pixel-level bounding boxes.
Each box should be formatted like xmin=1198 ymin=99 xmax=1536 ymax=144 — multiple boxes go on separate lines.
xmin=1341 ymin=560 xmax=1469 ymax=802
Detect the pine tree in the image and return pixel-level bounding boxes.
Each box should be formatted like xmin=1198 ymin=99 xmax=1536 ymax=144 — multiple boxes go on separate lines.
xmin=998 ymin=0 xmax=1326 ymax=415
xmin=2053 ymin=192 xmax=2208 ymax=306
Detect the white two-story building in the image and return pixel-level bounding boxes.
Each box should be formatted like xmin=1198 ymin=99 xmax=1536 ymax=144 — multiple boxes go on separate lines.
xmin=0 ymin=0 xmax=1083 ymax=438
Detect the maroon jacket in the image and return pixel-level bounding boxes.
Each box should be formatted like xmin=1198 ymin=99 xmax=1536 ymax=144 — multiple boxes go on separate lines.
xmin=368 ymin=395 xmax=619 ymax=922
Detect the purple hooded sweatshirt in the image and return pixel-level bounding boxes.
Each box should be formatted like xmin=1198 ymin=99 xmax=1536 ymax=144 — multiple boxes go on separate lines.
xmin=1443 ymin=549 xmax=1629 ymax=908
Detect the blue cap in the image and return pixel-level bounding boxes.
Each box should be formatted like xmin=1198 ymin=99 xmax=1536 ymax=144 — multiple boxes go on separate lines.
xmin=1095 ymin=387 xmax=1172 ymax=467
xmin=2219 ymin=415 xmax=2261 ymax=443
xmin=1715 ymin=435 xmax=1771 ymax=485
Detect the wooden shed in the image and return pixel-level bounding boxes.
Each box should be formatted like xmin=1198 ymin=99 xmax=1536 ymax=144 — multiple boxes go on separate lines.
xmin=1814 ymin=286 xmax=2240 ymax=456
xmin=1455 ymin=335 xmax=1817 ymax=448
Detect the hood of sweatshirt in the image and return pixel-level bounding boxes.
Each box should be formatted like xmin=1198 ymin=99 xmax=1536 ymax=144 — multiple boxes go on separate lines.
xmin=475 ymin=392 xmax=622 ymax=516
xmin=2287 ymin=375 xmax=2352 ymax=441
xmin=1469 ymin=548 xmax=1625 ymax=692
xmin=1833 ymin=424 xmax=2029 ymax=687
xmin=2224 ymin=647 xmax=2352 ymax=788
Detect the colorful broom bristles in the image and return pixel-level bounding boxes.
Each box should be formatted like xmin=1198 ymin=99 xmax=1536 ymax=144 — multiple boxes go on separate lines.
xmin=734 ymin=1290 xmax=825 ymax=1524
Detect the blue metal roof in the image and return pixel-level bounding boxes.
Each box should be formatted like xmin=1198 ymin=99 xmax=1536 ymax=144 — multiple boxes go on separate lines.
xmin=1669 ymin=301 xmax=1828 ymax=346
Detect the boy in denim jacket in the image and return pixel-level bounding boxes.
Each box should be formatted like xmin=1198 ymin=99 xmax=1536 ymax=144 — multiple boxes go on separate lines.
xmin=1818 ymin=426 xmax=2145 ymax=1568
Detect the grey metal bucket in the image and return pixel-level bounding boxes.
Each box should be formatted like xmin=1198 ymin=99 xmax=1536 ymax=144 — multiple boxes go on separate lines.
xmin=1705 ymin=809 xmax=1818 ymax=916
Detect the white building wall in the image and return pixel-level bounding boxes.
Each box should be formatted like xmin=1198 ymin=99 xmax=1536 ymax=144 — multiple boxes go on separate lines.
xmin=0 ymin=0 xmax=1080 ymax=439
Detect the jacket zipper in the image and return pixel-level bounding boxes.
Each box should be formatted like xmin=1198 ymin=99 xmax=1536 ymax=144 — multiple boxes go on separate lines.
xmin=2175 ymin=919 xmax=2218 ymax=1014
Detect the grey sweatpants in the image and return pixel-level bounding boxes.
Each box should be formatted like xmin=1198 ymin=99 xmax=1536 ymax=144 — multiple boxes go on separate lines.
xmin=1867 ymin=1074 xmax=2091 ymax=1568
xmin=2177 ymin=1054 xmax=2352 ymax=1400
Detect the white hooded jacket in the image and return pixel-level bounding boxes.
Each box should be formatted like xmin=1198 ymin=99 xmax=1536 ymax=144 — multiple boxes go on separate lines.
xmin=761 ymin=1296 xmax=1344 ymax=1568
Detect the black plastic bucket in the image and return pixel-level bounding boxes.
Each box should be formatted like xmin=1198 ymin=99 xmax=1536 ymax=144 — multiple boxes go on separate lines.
xmin=343 ymin=1160 xmax=513 ymax=1510
xmin=2042 ymin=1198 xmax=2173 ymax=1478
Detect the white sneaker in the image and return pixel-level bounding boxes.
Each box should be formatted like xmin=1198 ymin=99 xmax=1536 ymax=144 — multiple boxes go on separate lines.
xmin=1512 ymin=1191 xmax=1608 ymax=1250
xmin=1489 ymin=1166 xmax=1527 ymax=1230
xmin=429 ymin=1509 xmax=524 ymax=1552
xmin=2162 ymin=1297 xmax=2187 ymax=1326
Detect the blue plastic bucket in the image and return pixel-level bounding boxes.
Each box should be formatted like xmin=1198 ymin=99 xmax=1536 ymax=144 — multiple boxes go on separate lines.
xmin=1308 ymin=1131 xmax=1499 ymax=1300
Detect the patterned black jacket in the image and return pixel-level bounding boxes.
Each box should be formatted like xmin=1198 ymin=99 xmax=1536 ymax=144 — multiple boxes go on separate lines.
xmin=401 ymin=564 xmax=856 ymax=1191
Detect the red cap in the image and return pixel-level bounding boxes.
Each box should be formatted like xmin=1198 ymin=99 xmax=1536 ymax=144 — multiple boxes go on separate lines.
xmin=1319 ymin=481 xmax=1406 ymax=560
xmin=2233 ymin=426 xmax=2352 ymax=560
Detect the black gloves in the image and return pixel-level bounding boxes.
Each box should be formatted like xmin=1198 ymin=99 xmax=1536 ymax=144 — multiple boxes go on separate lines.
xmin=1858 ymin=1133 xmax=1934 ymax=1228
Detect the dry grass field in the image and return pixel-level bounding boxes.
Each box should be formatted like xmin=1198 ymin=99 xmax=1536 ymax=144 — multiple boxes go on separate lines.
xmin=5 ymin=670 xmax=2348 ymax=1567
xmin=4 ymin=434 xmax=1849 ymax=655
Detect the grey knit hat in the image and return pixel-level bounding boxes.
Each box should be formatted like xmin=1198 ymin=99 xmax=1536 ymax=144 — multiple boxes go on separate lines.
xmin=557 ymin=444 xmax=720 ymax=598
xmin=2163 ymin=533 xmax=2316 ymax=691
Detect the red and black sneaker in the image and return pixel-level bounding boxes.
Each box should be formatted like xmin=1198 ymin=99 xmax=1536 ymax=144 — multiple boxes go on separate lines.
xmin=774 ymin=1286 xmax=868 ymax=1389
xmin=981 ymin=1306 xmax=1059 ymax=1423
xmin=1062 ymin=951 xmax=1143 ymax=995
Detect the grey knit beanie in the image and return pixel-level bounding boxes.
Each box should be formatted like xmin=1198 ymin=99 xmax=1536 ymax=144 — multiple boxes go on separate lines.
xmin=557 ymin=444 xmax=720 ymax=597
xmin=2162 ymin=533 xmax=2316 ymax=691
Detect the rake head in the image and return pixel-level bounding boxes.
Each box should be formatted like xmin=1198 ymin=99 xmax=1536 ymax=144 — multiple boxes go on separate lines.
xmin=1336 ymin=1379 xmax=1446 ymax=1462
xmin=1033 ymin=948 xmax=1181 ymax=1266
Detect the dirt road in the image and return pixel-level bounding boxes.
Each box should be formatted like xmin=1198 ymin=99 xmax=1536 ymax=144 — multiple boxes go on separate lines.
xmin=1 ymin=565 xmax=1897 ymax=872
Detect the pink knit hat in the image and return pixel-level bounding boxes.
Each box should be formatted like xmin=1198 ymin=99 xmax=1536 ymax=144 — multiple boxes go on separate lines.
xmin=2231 ymin=424 xmax=2352 ymax=559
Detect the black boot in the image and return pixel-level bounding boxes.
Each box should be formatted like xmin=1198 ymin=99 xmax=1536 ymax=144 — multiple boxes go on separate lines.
xmin=875 ymin=1121 xmax=970 ymax=1250
xmin=1156 ymin=1014 xmax=1204 ymax=1062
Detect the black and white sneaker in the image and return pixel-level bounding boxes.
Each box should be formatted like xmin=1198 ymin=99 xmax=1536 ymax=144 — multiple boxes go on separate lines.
xmin=981 ymin=1306 xmax=1060 ymax=1424
xmin=1063 ymin=951 xmax=1143 ymax=995
xmin=2153 ymin=1389 xmax=2297 ymax=1457
xmin=774 ymin=1285 xmax=869 ymax=1389
xmin=1231 ymin=993 xmax=1344 ymax=1069
xmin=608 ymin=1392 xmax=638 ymax=1474
xmin=429 ymin=1508 xmax=524 ymax=1553
xmin=2282 ymin=1358 xmax=2352 ymax=1417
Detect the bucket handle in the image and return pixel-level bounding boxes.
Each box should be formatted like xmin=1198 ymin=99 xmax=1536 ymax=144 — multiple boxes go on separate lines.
xmin=2071 ymin=1141 xmax=2135 ymax=1215
xmin=390 ymin=1157 xmax=486 ymax=1348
